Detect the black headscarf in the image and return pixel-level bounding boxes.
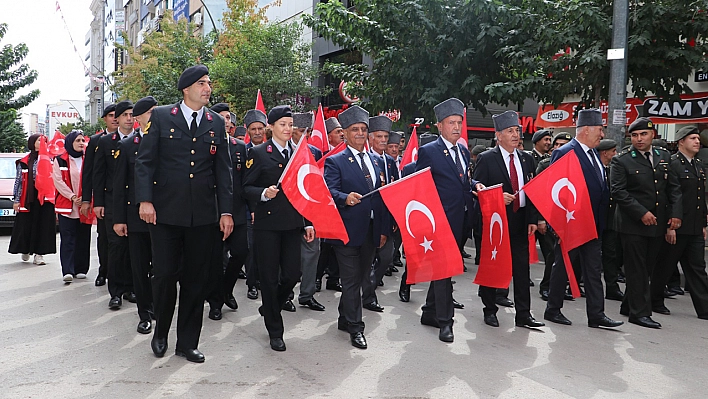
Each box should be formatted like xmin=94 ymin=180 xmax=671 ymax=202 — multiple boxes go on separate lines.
xmin=24 ymin=134 xmax=43 ymax=204
xmin=65 ymin=130 xmax=85 ymax=159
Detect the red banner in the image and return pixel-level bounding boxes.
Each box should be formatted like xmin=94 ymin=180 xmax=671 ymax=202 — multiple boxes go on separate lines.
xmin=473 ymin=185 xmax=513 ymax=289
xmin=399 ymin=126 xmax=418 ymax=170
xmin=310 ymin=104 xmax=329 ymax=154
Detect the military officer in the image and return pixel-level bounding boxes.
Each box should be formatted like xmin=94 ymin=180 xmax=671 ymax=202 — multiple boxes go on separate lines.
xmin=529 ymin=129 xmax=552 ymax=169
xmin=135 ymin=64 xmax=234 ymax=362
xmin=597 ymin=139 xmax=624 ymax=301
xmin=610 ymin=117 xmax=682 ymax=329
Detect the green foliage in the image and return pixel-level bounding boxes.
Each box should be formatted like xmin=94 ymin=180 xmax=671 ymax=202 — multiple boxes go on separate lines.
xmin=58 ymin=119 xmax=105 ymax=136
xmin=0 ymin=23 xmax=40 ymax=112
xmin=0 ymin=110 xmax=28 ymax=153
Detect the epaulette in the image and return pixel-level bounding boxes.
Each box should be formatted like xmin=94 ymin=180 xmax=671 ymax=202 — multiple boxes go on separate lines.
xmin=670 ymin=153 xmax=679 ymax=161
xmin=617 ymin=149 xmax=631 ymax=157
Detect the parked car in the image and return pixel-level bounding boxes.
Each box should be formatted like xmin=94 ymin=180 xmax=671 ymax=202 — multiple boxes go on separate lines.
xmin=0 ymin=153 xmax=26 ymax=227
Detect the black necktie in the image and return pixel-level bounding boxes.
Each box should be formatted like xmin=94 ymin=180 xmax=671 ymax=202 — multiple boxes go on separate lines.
xmin=282 ymin=149 xmax=289 ymax=162
xmin=451 ymin=146 xmax=465 ymax=183
xmin=644 ymin=151 xmax=651 ymax=165
xmin=358 ymin=153 xmax=375 ymax=192
xmin=190 ymin=111 xmax=198 ymax=135
xmin=691 ymin=159 xmax=699 ymax=174
xmin=587 ymin=149 xmax=603 ymax=182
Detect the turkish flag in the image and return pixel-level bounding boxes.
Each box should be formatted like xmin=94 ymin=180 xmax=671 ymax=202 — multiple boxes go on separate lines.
xmin=316 ymin=141 xmax=346 ymax=170
xmin=255 ymin=89 xmax=266 ymax=114
xmin=243 ymin=123 xmax=251 ymax=144
xmin=473 ymin=185 xmax=513 ymax=288
xmin=379 ymin=167 xmax=463 ymax=284
xmin=48 ymin=130 xmax=66 ymax=157
xmin=280 ymin=137 xmax=349 ymax=243
xmin=529 ymin=234 xmax=539 ymax=264
xmin=522 ymin=150 xmax=597 ymax=297
xmin=35 ymin=137 xmax=55 ymax=205
xmin=457 ymin=108 xmax=469 ymax=149
xmin=310 ymin=104 xmax=329 ymax=154
xmin=400 ymin=126 xmax=418 ymax=170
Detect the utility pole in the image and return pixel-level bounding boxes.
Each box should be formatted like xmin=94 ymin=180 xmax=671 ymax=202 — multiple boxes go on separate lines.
xmin=606 ymin=0 xmax=629 ymax=148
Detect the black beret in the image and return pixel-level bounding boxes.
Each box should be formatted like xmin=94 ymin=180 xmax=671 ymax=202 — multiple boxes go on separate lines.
xmin=675 ymin=125 xmax=699 ymax=141
xmin=531 ymin=129 xmax=552 ymax=144
xmin=210 ymin=102 xmax=229 ymax=114
xmin=419 ymin=133 xmax=438 ymax=146
xmin=552 ymin=132 xmax=573 ymax=144
xmin=596 ymin=139 xmax=617 ymax=152
xmin=115 ymin=101 xmax=134 ymax=118
xmin=628 ymin=117 xmax=655 ymax=133
xmin=101 ymin=104 xmax=116 ymax=118
xmin=388 ymin=132 xmax=402 ymax=144
xmin=133 ymin=96 xmax=157 ymax=117
xmin=244 ymin=109 xmax=267 ymax=128
xmin=472 ymin=144 xmax=487 ymax=155
xmin=267 ymin=105 xmax=293 ymax=125
xmin=235 ymin=126 xmax=246 ymax=137
xmin=178 ymin=64 xmax=209 ymax=90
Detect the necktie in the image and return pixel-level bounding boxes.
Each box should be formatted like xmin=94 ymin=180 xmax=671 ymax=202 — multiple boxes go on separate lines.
xmin=282 ymin=149 xmax=289 ymax=162
xmin=691 ymin=159 xmax=699 ymax=174
xmin=587 ymin=149 xmax=603 ymax=182
xmin=190 ymin=111 xmax=198 ymax=135
xmin=451 ymin=146 xmax=465 ymax=183
xmin=644 ymin=151 xmax=652 ymax=165
xmin=509 ymin=153 xmax=520 ymax=212
xmin=358 ymin=153 xmax=375 ymax=192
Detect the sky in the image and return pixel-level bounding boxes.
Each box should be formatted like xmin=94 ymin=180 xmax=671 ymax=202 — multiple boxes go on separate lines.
xmin=2 ymin=0 xmax=93 ymax=118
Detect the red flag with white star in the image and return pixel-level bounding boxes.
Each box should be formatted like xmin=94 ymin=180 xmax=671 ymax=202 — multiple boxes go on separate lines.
xmin=474 ymin=184 xmax=513 ymax=288
xmin=379 ymin=167 xmax=462 ymax=284
xmin=48 ymin=130 xmax=66 ymax=157
xmin=399 ymin=126 xmax=418 ymax=170
xmin=310 ymin=104 xmax=329 ymax=154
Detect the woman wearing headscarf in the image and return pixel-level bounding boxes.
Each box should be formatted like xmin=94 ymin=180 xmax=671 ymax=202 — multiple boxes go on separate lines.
xmin=53 ymin=130 xmax=93 ymax=283
xmin=9 ymin=134 xmax=57 ymax=264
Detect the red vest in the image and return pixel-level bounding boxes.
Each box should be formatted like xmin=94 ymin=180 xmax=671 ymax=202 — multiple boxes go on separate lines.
xmin=55 ymin=153 xmax=95 ymax=224
xmin=17 ymin=154 xmax=32 ymax=213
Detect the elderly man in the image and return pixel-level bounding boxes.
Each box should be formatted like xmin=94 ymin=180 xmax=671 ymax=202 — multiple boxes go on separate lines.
xmin=326 ymin=117 xmax=344 ymax=150
xmin=245 ymin=109 xmax=267 ymax=148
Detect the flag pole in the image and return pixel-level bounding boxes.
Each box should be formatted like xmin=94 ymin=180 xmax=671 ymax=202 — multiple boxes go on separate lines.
xmin=359 ymin=167 xmax=431 ymax=200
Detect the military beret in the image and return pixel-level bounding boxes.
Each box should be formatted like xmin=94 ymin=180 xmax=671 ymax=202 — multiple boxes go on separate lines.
xmin=369 ymin=115 xmax=393 ymax=133
xmin=492 ymin=110 xmax=521 ymax=132
xmin=531 ymin=129 xmax=552 ymax=144
xmin=675 ymin=125 xmax=699 ymax=141
xmin=293 ymin=112 xmax=314 ymax=129
xmin=115 ymin=101 xmax=134 ymax=118
xmin=210 ymin=103 xmax=229 ymax=114
xmin=419 ymin=132 xmax=438 ymax=146
xmin=267 ymin=105 xmax=293 ymax=125
xmin=133 ymin=96 xmax=157 ymax=117
xmin=552 ymin=132 xmax=573 ymax=144
xmin=434 ymin=98 xmax=465 ymax=122
xmin=235 ymin=126 xmax=246 ymax=137
xmin=325 ymin=117 xmax=341 ymax=134
xmin=576 ymin=109 xmax=603 ymax=127
xmin=472 ymin=144 xmax=487 ymax=155
xmin=177 ymin=64 xmax=209 ymax=90
xmin=388 ymin=131 xmax=402 ymax=144
xmin=596 ymin=139 xmax=617 ymax=152
xmin=244 ymin=109 xmax=267 ymax=128
xmin=628 ymin=117 xmax=655 ymax=133
xmin=101 ymin=103 xmax=116 ymax=118
xmin=338 ymin=105 xmax=369 ymax=129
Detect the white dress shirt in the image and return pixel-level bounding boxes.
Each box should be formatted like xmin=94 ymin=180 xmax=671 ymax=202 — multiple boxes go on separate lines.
xmin=499 ymin=146 xmax=527 ymax=207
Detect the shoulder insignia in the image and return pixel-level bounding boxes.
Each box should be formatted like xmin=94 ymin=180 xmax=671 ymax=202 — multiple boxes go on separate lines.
xmin=113 ymin=150 xmax=120 ymax=159
xmin=171 ymin=107 xmax=178 ymax=115
xmin=654 ymin=148 xmax=661 ymax=156
xmin=134 ymin=136 xmax=140 ymax=144
xmin=144 ymin=121 xmax=151 ymax=135
xmin=246 ymin=159 xmax=254 ymax=169
xmin=112 ymin=133 xmax=117 ymax=140
xmin=206 ymin=112 xmax=213 ymax=121
xmin=95 ymin=146 xmax=99 ymax=152
xmin=630 ymin=150 xmax=636 ymax=158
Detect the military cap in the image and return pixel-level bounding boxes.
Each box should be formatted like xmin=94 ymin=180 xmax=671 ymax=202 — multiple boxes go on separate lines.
xmin=434 ymin=98 xmax=465 ymax=123
xmin=210 ymin=102 xmax=229 ymax=114
xmin=628 ymin=117 xmax=655 ymax=133
xmin=576 ymin=109 xmax=603 ymax=127
xmin=235 ymin=126 xmax=246 ymax=138
xmin=177 ymin=64 xmax=209 ymax=90
xmin=338 ymin=105 xmax=369 ymax=129
xmin=552 ymin=132 xmax=573 ymax=145
xmin=115 ymin=101 xmax=134 ymax=118
xmin=419 ymin=132 xmax=438 ymax=146
xmin=388 ymin=131 xmax=402 ymax=144
xmin=325 ymin=117 xmax=341 ymax=134
xmin=472 ymin=144 xmax=487 ymax=155
xmin=675 ymin=125 xmax=700 ymax=142
xmin=531 ymin=129 xmax=552 ymax=144
xmin=369 ymin=115 xmax=393 ymax=133
xmin=596 ymin=139 xmax=617 ymax=152
xmin=267 ymin=105 xmax=293 ymax=125
xmin=492 ymin=110 xmax=521 ymax=132
xmin=293 ymin=112 xmax=314 ymax=129
xmin=133 ymin=96 xmax=157 ymax=117
xmin=101 ymin=104 xmax=116 ymax=118
xmin=244 ymin=109 xmax=267 ymax=128
xmin=229 ymin=112 xmax=238 ymax=126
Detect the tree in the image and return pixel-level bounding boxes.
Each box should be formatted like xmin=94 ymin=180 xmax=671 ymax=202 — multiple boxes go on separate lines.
xmin=0 ymin=109 xmax=27 ymax=152
xmin=58 ymin=119 xmax=105 ymax=136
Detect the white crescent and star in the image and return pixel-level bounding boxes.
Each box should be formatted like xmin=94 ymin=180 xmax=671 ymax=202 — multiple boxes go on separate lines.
xmin=412 ymin=147 xmax=418 ymax=163
xmin=311 ymin=129 xmax=324 ymax=145
xmin=551 ymin=178 xmax=577 ymax=222
xmin=297 ymin=164 xmax=321 ymax=204
xmin=489 ymin=212 xmax=503 ymax=260
xmin=405 ymin=200 xmax=436 ymax=253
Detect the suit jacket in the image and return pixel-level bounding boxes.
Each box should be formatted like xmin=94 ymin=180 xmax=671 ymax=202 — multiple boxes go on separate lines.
xmin=134 ymin=102 xmax=233 ymax=227
xmin=113 ymin=131 xmax=149 ymax=232
xmin=372 ymin=151 xmax=400 ymax=184
xmin=242 ymin=139 xmax=306 ymax=231
xmin=324 ymin=147 xmax=391 ymax=247
xmin=670 ymin=152 xmax=706 ymax=236
xmin=610 ymin=145 xmax=682 ymax=237
xmin=81 ymin=130 xmax=106 ymax=202
xmin=229 ymin=137 xmax=249 ymax=226
xmin=551 ymin=139 xmax=610 ymax=234
xmin=401 ymin=161 xmax=416 ymax=178
xmin=93 ymin=130 xmax=130 ymax=215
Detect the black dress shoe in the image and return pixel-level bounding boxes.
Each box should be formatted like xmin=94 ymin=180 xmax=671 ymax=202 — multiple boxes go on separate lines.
xmin=439 ymin=325 xmax=454 ymax=343
xmin=300 ymin=298 xmax=325 ymax=311
xmin=238 ymin=269 xmax=247 ymax=279
xmin=579 ymin=287 xmax=586 ymax=297
xmin=326 ymin=281 xmax=342 ymax=292
xmin=663 ymin=288 xmax=677 ymax=298
xmin=495 ymin=297 xmax=514 ymax=307
xmin=378 ymin=280 xmax=384 ymax=287
xmin=269 ymin=337 xmax=286 ymax=351
xmin=461 ymin=250 xmax=472 ymax=259
xmin=315 ymin=278 xmax=322 ymax=292
xmin=123 ymin=292 xmax=137 ymax=303
xmin=390 ymin=266 xmax=399 ymax=273
xmin=95 ymin=276 xmax=106 ymax=286
xmin=363 ymin=301 xmax=384 ymax=312
xmin=350 ymin=332 xmax=367 ymax=349
xmin=529 ymin=279 xmax=535 ymax=287
xmin=544 ymin=312 xmax=572 ymax=325
xmin=669 ymin=286 xmax=685 ymax=295
xmin=282 ymin=300 xmax=296 ymax=312
xmin=224 ymin=294 xmax=238 ymax=310
xmin=617 ymin=274 xmax=626 ymax=283
xmin=175 ymin=348 xmax=205 ymax=363
xmin=463 ymin=265 xmax=468 ymax=272
xmin=629 ymin=316 xmax=661 ymax=329
xmin=384 ymin=268 xmax=393 ymax=276
xmin=564 ymin=291 xmax=575 ymax=301
xmin=588 ymin=315 xmax=624 ymax=328
xmin=151 ymin=337 xmax=167 ymax=357
xmin=540 ymin=290 xmax=549 ymax=301
xmin=484 ymin=314 xmax=499 ymax=327
xmin=653 ymin=305 xmax=671 ymax=315
xmin=399 ymin=286 xmax=410 ymax=302
xmin=516 ymin=316 xmax=545 ymax=328
xmin=452 ymin=299 xmax=464 ymax=309
xmin=209 ymin=308 xmax=223 ymax=320
xmin=420 ymin=313 xmax=440 ymax=328
xmin=109 ymin=296 xmax=122 ymax=310
xmin=605 ymin=289 xmax=624 ymax=301
xmin=247 ymin=286 xmax=259 ymax=300
xmin=393 ymin=259 xmax=403 ymax=267
xmin=137 ymin=320 xmax=152 ymax=334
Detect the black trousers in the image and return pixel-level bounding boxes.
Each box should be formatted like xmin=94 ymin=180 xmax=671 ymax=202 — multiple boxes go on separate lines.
xmin=245 ymin=218 xmax=260 ymax=288
xmin=537 ymin=230 xmax=556 ymax=293
xmin=362 ymin=237 xmax=393 ymax=305
xmin=96 ymin=218 xmax=109 ymax=278
xmin=254 ymin=228 xmax=302 ymax=338
xmin=334 ymin=222 xmax=377 ymax=334
xmin=317 ymin=241 xmax=340 ymax=283
xmin=601 ymin=229 xmax=623 ymax=293
xmin=150 ymin=223 xmax=214 ymax=350
xmin=620 ymin=233 xmax=663 ymax=318
xmin=57 ymin=215 xmax=91 ymax=276
xmin=546 ymin=238 xmax=605 ymax=321
xmin=208 ymin=224 xmax=248 ymax=310
xmin=392 ymin=229 xmax=402 ymax=264
xmin=652 ymin=234 xmax=708 ymax=317
xmin=104 ymin=216 xmax=133 ymax=298
xmin=128 ymin=231 xmax=153 ymax=322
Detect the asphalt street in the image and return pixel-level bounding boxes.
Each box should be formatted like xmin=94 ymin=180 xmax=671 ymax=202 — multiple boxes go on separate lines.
xmin=0 ymin=228 xmax=706 ymax=398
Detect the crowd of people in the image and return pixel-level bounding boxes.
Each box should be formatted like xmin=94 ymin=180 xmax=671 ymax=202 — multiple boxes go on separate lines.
xmin=8 ymin=64 xmax=708 ymax=363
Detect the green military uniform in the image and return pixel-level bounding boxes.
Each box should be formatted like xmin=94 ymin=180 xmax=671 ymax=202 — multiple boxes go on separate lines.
xmin=529 ymin=149 xmax=549 ymax=171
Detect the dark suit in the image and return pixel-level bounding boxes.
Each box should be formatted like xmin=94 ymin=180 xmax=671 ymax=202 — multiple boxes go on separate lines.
xmin=82 ymin=131 xmax=109 ymax=279
xmin=243 ymin=139 xmax=306 ymax=338
xmin=529 ymin=151 xmax=555 ymax=295
xmin=473 ymin=146 xmax=536 ymax=321
xmin=399 ymin=161 xmax=417 ymax=292
xmin=298 ymin=143 xmax=324 ymax=304
xmin=135 ymin=103 xmax=233 ymax=351
xmin=544 ymin=139 xmax=609 ymax=321
xmin=324 ymin=147 xmax=389 ymax=334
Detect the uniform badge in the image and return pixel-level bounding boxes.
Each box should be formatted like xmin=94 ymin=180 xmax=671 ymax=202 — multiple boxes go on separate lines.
xmin=112 ymin=133 xmax=117 ymax=140
xmin=267 ymin=145 xmax=273 ymax=153
xmin=206 ymin=112 xmax=213 ymax=121
xmin=444 ymin=149 xmax=449 ymax=156
xmin=210 ymin=131 xmax=214 ymax=137
xmin=133 ymin=136 xmax=140 ymax=144
xmin=113 ymin=150 xmax=120 ymax=159
xmin=210 ymin=145 xmax=217 ymax=155
xmin=230 ymin=137 xmax=236 ymax=145
xmin=246 ymin=159 xmax=254 ymax=168
xmin=171 ymin=107 xmax=178 ymax=115
xmin=349 ymin=157 xmax=354 ymax=163
xmin=144 ymin=121 xmax=151 ymax=135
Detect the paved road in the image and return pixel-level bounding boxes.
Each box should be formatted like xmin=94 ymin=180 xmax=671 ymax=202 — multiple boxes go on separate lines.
xmin=0 ymin=228 xmax=706 ymax=398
